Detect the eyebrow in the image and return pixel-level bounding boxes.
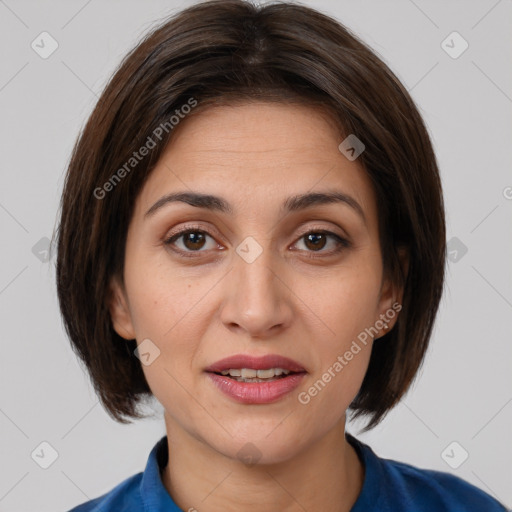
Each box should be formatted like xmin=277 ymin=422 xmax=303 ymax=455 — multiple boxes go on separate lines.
xmin=145 ymin=190 xmax=366 ymax=224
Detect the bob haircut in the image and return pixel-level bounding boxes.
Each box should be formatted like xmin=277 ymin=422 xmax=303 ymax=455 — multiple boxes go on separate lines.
xmin=55 ymin=0 xmax=446 ymax=432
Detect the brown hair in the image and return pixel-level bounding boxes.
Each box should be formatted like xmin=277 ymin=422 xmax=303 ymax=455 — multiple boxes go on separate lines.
xmin=54 ymin=0 xmax=446 ymax=431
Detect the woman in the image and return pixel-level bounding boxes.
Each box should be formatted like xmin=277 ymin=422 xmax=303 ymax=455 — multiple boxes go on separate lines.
xmin=56 ymin=0 xmax=507 ymax=510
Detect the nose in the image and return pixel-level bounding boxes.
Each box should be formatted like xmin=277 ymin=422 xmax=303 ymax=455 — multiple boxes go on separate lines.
xmin=219 ymin=243 xmax=294 ymax=339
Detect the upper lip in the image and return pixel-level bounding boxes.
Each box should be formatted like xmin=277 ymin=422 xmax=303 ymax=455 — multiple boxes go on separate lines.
xmin=205 ymin=354 xmax=307 ymax=373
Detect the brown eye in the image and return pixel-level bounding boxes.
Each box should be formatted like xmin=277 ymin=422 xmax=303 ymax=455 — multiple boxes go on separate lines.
xmin=164 ymin=228 xmax=217 ymax=255
xmin=164 ymin=226 xmax=350 ymax=260
xmin=303 ymin=232 xmax=328 ymax=251
xmin=180 ymin=231 xmax=207 ymax=251
xmin=294 ymin=230 xmax=350 ymax=257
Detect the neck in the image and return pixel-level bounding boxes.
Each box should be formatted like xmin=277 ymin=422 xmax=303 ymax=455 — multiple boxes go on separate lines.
xmin=161 ymin=413 xmax=364 ymax=512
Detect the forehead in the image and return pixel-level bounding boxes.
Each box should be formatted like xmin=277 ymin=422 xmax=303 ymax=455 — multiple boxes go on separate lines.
xmin=136 ymin=102 xmax=377 ymax=222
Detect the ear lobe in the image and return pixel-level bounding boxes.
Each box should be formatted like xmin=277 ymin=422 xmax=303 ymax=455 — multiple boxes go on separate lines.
xmin=107 ymin=277 xmax=136 ymax=340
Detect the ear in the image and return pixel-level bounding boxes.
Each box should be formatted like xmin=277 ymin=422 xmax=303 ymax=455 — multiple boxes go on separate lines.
xmin=107 ymin=276 xmax=136 ymax=340
xmin=376 ymin=246 xmax=409 ymax=337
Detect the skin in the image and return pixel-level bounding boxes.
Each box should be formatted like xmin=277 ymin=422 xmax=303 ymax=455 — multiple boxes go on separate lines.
xmin=109 ymin=102 xmax=406 ymax=512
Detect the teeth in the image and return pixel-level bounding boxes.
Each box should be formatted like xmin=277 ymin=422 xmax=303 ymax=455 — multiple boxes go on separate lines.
xmin=223 ymin=369 xmax=241 ymax=377
xmin=219 ymin=368 xmax=292 ymax=378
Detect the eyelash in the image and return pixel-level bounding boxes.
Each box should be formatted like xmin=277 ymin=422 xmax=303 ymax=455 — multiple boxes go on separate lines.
xmin=163 ymin=224 xmax=351 ymax=259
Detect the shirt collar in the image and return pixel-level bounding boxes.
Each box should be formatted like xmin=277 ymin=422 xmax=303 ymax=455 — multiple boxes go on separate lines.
xmin=139 ymin=433 xmax=376 ymax=511
xmin=346 ymin=432 xmax=383 ymax=511
xmin=139 ymin=435 xmax=182 ymax=511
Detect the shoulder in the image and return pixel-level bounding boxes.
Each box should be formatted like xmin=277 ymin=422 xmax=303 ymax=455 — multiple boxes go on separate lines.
xmin=348 ymin=434 xmax=508 ymax=512
xmin=66 ymin=472 xmax=144 ymax=512
xmin=382 ymin=458 xmax=507 ymax=511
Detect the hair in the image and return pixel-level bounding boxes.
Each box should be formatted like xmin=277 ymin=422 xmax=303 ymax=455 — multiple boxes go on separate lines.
xmin=54 ymin=0 xmax=446 ymax=431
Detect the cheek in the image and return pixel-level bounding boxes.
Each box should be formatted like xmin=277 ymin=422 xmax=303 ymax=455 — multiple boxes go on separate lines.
xmin=124 ymin=244 xmax=201 ymax=337
xmin=299 ymin=312 xmax=375 ymax=429
xmin=127 ymin=278 xmax=206 ymax=423
xmin=291 ymin=261 xmax=380 ymax=414
xmin=127 ymin=280 xmax=204 ymax=367
xmin=123 ymin=248 xmax=222 ymax=389
xmin=295 ymin=258 xmax=382 ymax=341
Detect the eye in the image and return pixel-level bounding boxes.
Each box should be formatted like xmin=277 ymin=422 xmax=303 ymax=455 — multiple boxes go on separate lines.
xmin=292 ymin=230 xmax=350 ymax=257
xmin=164 ymin=226 xmax=219 ymax=257
xmin=164 ymin=225 xmax=350 ymax=259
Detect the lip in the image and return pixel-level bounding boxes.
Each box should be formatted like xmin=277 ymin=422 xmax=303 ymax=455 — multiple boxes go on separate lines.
xmin=204 ymin=353 xmax=307 ymax=373
xmin=206 ymin=372 xmax=307 ymax=404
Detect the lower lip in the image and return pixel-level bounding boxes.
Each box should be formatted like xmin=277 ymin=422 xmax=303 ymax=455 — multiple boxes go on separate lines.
xmin=206 ymin=372 xmax=306 ymax=404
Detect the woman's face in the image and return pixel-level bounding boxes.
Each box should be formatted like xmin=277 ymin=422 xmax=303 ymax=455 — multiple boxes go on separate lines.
xmin=109 ymin=102 xmax=400 ymax=464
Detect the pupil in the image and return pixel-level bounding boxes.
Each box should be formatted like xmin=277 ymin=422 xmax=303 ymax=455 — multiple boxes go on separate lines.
xmin=184 ymin=232 xmax=205 ymax=250
xmin=305 ymin=233 xmax=326 ymax=251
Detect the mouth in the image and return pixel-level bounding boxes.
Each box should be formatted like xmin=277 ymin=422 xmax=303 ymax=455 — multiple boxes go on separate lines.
xmin=204 ymin=353 xmax=307 ymax=377
xmin=204 ymin=353 xmax=307 ymax=404
xmin=205 ymin=369 xmax=307 ymax=404
xmin=207 ymin=367 xmax=306 ymax=383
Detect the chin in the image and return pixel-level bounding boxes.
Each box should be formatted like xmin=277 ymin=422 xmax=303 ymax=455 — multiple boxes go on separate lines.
xmin=210 ymin=428 xmax=309 ymax=467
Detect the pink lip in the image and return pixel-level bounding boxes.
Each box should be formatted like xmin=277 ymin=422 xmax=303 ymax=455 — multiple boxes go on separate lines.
xmin=204 ymin=353 xmax=306 ymax=373
xmin=206 ymin=372 xmax=307 ymax=404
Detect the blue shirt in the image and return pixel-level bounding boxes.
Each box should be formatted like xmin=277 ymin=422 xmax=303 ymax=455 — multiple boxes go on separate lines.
xmin=67 ymin=433 xmax=508 ymax=511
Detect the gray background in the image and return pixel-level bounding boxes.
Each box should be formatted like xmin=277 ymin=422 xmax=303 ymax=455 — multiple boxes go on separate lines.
xmin=0 ymin=0 xmax=511 ymax=510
